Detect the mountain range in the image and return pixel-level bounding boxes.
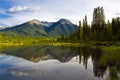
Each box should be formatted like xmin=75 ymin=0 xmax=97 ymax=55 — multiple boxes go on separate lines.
xmin=0 ymin=19 xmax=78 ymax=37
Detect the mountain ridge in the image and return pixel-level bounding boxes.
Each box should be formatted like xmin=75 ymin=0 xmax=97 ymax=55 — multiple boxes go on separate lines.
xmin=0 ymin=19 xmax=78 ymax=37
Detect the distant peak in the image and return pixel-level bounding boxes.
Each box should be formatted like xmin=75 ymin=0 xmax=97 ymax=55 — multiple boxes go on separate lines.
xmin=59 ymin=18 xmax=69 ymax=22
xmin=0 ymin=23 xmax=9 ymax=27
xmin=58 ymin=19 xmax=71 ymax=24
xmin=28 ymin=19 xmax=40 ymax=25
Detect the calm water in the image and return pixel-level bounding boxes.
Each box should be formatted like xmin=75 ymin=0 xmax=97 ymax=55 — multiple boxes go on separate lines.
xmin=0 ymin=46 xmax=120 ymax=80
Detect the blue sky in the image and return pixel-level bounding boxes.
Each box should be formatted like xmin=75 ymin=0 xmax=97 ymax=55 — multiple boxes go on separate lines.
xmin=0 ymin=0 xmax=120 ymax=26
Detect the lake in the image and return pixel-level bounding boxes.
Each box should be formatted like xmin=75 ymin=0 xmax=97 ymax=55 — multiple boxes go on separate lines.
xmin=0 ymin=46 xmax=120 ymax=80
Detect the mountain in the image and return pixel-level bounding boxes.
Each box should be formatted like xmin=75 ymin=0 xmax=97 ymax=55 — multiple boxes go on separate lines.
xmin=0 ymin=19 xmax=78 ymax=37
xmin=0 ymin=26 xmax=5 ymax=30
xmin=41 ymin=21 xmax=54 ymax=27
xmin=46 ymin=19 xmax=78 ymax=36
xmin=0 ymin=19 xmax=48 ymax=36
xmin=0 ymin=23 xmax=9 ymax=30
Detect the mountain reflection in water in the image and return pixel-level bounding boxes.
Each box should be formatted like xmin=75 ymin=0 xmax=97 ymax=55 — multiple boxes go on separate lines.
xmin=0 ymin=46 xmax=120 ymax=80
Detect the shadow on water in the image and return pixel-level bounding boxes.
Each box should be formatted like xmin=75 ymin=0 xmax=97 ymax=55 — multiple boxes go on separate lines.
xmin=0 ymin=46 xmax=120 ymax=80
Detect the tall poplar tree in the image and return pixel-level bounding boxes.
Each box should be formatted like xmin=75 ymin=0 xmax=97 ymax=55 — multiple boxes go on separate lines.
xmin=91 ymin=7 xmax=106 ymax=41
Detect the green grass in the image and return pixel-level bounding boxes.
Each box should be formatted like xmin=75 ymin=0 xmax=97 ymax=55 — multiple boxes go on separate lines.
xmin=100 ymin=46 xmax=120 ymax=66
xmin=0 ymin=36 xmax=56 ymax=46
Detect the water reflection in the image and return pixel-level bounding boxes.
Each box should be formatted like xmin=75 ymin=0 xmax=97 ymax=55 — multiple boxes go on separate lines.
xmin=1 ymin=46 xmax=78 ymax=62
xmin=0 ymin=46 xmax=120 ymax=80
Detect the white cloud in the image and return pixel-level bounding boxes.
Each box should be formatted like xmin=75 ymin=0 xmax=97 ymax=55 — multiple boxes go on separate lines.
xmin=0 ymin=11 xmax=60 ymax=26
xmin=115 ymin=13 xmax=120 ymax=15
xmin=7 ymin=5 xmax=41 ymax=13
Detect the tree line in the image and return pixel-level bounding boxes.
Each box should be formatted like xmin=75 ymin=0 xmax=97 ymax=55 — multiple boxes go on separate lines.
xmin=58 ymin=7 xmax=120 ymax=42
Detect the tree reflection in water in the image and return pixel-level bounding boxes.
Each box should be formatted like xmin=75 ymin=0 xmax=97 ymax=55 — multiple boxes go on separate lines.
xmin=71 ymin=46 xmax=120 ymax=80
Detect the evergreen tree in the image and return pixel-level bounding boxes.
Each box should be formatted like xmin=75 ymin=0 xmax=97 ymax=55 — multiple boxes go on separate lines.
xmin=57 ymin=7 xmax=120 ymax=43
xmin=91 ymin=7 xmax=106 ymax=41
xmin=78 ymin=21 xmax=83 ymax=40
xmin=106 ymin=20 xmax=113 ymax=41
xmin=112 ymin=17 xmax=120 ymax=41
xmin=83 ymin=15 xmax=90 ymax=40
